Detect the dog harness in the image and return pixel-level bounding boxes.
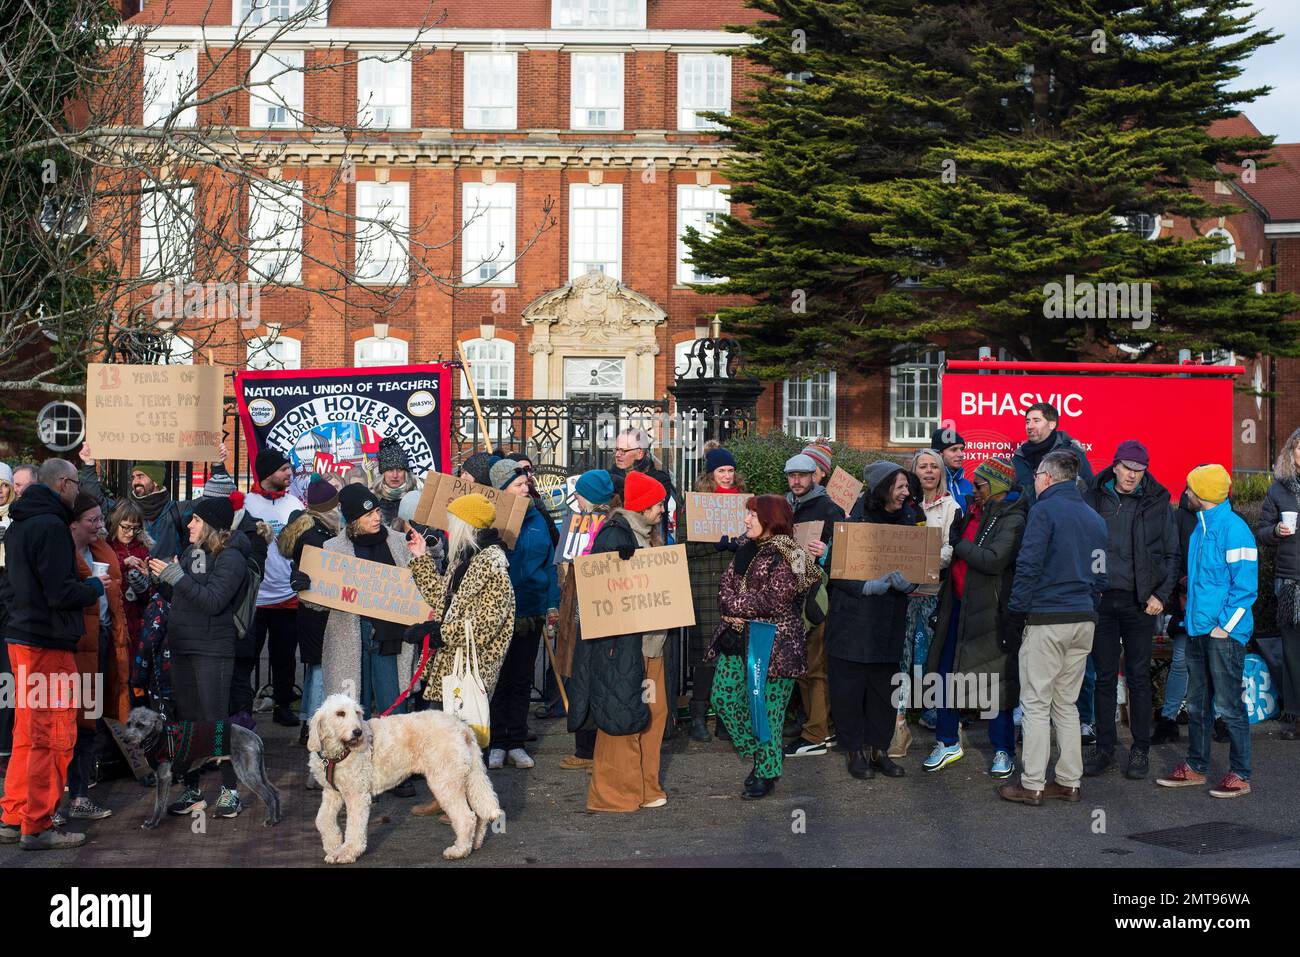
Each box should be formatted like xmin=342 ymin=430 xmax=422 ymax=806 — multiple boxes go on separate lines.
xmin=316 ymin=749 xmax=350 ymax=791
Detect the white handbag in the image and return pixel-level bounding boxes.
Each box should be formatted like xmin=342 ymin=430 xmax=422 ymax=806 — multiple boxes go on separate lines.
xmin=442 ymin=618 xmax=491 ymax=747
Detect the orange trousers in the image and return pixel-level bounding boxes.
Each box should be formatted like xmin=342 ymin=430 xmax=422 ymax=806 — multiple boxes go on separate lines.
xmin=587 ymin=656 xmax=668 ymax=812
xmin=1 ymin=645 xmax=78 ymax=835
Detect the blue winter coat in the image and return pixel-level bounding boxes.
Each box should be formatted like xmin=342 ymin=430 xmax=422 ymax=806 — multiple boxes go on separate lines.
xmin=1185 ymin=500 xmax=1258 ymax=644
xmin=945 ymin=465 xmax=974 ymax=513
xmin=505 ymin=502 xmax=561 ymax=618
xmin=1008 ymin=479 xmax=1108 ymax=619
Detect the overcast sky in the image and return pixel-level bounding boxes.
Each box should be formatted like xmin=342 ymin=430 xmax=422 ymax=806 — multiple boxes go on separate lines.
xmin=1234 ymin=0 xmax=1300 ymax=142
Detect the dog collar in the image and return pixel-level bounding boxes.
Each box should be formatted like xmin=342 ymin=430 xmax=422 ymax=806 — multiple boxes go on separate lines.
xmin=318 ymin=749 xmax=350 ymax=790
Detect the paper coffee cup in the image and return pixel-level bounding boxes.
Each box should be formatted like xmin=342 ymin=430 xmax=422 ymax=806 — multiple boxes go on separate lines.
xmin=1282 ymin=511 xmax=1297 ymax=532
xmin=92 ymin=561 xmax=109 ymax=578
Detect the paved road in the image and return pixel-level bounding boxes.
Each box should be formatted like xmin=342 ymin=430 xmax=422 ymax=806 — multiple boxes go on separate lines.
xmin=3 ymin=714 xmax=1298 ymax=868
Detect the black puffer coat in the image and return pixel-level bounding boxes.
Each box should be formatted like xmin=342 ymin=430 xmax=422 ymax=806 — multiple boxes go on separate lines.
xmin=565 ymin=512 xmax=652 ymax=737
xmin=1256 ymin=478 xmax=1300 ymax=581
xmin=1083 ymin=467 xmax=1178 ymax=605
xmin=824 ymin=466 xmax=925 ymax=666
xmin=928 ymin=491 xmax=1029 ymax=711
xmin=157 ymin=532 xmax=252 ymax=659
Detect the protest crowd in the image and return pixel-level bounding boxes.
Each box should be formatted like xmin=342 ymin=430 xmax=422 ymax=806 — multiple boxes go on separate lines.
xmin=0 ymin=404 xmax=1289 ymax=849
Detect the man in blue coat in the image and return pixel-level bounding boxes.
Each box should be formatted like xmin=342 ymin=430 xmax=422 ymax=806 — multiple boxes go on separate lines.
xmin=1157 ymin=465 xmax=1258 ymax=798
xmin=998 ymin=451 xmax=1108 ymax=806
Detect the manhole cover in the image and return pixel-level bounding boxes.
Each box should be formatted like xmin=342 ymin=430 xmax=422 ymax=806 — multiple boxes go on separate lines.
xmin=1128 ymin=821 xmax=1296 ymax=856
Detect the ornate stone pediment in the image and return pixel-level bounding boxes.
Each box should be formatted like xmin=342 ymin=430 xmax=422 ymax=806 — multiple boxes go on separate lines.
xmin=522 ymin=271 xmax=667 ymax=344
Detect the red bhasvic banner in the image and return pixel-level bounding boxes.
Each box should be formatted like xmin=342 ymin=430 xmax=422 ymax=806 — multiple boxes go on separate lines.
xmin=940 ymin=373 xmax=1235 ymax=501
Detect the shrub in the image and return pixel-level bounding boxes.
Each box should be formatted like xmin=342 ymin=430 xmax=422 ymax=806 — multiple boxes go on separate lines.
xmin=724 ymin=430 xmax=903 ymax=496
xmin=1232 ymin=471 xmax=1272 ymax=504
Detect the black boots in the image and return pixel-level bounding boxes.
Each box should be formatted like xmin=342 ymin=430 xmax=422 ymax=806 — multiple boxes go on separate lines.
xmin=741 ymin=774 xmax=777 ymax=800
xmin=688 ymin=700 xmax=712 ymax=742
xmin=1150 ymin=716 xmax=1180 ymax=744
xmin=847 ymin=749 xmax=874 ymax=780
xmin=870 ymin=749 xmax=905 ymax=778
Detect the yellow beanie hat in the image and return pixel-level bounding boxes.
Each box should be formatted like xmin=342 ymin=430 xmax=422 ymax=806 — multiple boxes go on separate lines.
xmin=447 ymin=493 xmax=496 ymax=530
xmin=1187 ymin=464 xmax=1231 ymax=505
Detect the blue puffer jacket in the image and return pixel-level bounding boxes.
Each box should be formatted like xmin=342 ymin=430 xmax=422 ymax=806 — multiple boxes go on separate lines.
xmin=1008 ymin=479 xmax=1108 ymax=620
xmin=506 ymin=502 xmax=561 ymax=618
xmin=1185 ymin=500 xmax=1258 ymax=644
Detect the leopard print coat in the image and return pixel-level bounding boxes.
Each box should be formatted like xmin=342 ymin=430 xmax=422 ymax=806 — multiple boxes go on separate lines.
xmin=409 ymin=544 xmax=515 ymax=702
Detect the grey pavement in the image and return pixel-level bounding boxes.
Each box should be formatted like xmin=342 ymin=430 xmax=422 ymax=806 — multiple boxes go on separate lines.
xmin=3 ymin=710 xmax=1298 ymax=868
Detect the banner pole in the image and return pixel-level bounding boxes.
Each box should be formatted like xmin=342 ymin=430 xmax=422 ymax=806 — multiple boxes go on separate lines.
xmin=455 ymin=341 xmax=494 ymax=455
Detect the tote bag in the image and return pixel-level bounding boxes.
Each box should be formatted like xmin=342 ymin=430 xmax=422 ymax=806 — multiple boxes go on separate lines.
xmin=746 ymin=621 xmax=777 ymax=744
xmin=442 ymin=619 xmax=492 ymax=747
xmin=1242 ymin=652 xmax=1279 ymax=725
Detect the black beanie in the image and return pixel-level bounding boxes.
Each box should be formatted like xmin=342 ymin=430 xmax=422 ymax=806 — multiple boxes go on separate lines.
xmin=255 ymin=447 xmax=289 ymax=483
xmin=930 ymin=427 xmax=966 ymax=453
xmin=340 ymin=484 xmax=379 ymax=525
xmin=193 ymin=493 xmax=236 ymax=532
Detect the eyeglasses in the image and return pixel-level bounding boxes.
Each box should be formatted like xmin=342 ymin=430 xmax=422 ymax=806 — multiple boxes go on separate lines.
xmin=61 ymin=476 xmax=80 ymax=487
xmin=614 ymin=446 xmax=639 ymax=454
xmin=119 ymin=523 xmax=142 ymax=532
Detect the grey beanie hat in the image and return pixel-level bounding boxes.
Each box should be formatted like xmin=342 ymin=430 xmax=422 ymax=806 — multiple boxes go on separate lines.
xmin=202 ymin=471 xmax=238 ymax=499
xmin=863 ymin=460 xmax=901 ymax=494
xmin=398 ymin=488 xmax=423 ymax=523
xmin=490 ymin=457 xmax=525 ymax=491
xmin=0 ymin=463 xmax=12 ymax=485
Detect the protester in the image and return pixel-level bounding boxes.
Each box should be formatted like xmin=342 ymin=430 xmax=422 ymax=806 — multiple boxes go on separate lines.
xmin=783 ymin=452 xmax=844 ymax=759
xmin=0 ymin=460 xmax=106 ymax=849
xmin=931 ymin=427 xmax=973 ymax=512
xmin=800 ymin=441 xmax=834 ymax=486
xmin=1157 ymin=465 xmax=1259 ymax=798
xmin=505 ymin=452 xmax=561 ymax=550
xmin=318 ymin=485 xmax=417 ymax=726
xmin=147 ymin=489 xmax=252 ymax=818
xmin=998 ymin=451 xmax=1108 ymax=806
xmin=105 ymin=501 xmax=154 ymax=655
xmin=925 ymin=456 xmax=1027 ymax=777
xmin=78 ymin=445 xmax=186 ymax=560
xmin=481 ymin=458 xmax=560 ymax=770
xmin=66 ymin=494 xmax=132 ymax=821
xmin=408 ymin=493 xmax=514 ymax=710
xmin=608 ymin=427 xmax=678 ymax=541
xmin=1255 ymin=426 xmax=1300 ymax=740
xmin=1080 ymin=441 xmax=1177 ymax=780
xmin=708 ymin=494 xmax=821 ymax=799
xmin=555 ymin=471 xmax=618 ymax=769
xmin=826 ymin=461 xmax=923 ymax=780
xmin=281 ymin=475 xmax=341 ymax=751
xmin=459 ymin=451 xmax=501 ymax=487
xmin=569 ymin=470 xmax=672 ymax=812
xmin=0 ymin=463 xmax=18 ymax=768
xmin=11 ymin=465 xmax=36 ymax=499
xmin=893 ymin=448 xmax=961 ymax=756
xmin=1011 ymin=403 xmax=1095 ymax=504
xmin=685 ymin=443 xmax=746 ymax=743
xmin=242 ymin=449 xmax=305 ymax=728
xmin=373 ymin=436 xmax=418 ymax=526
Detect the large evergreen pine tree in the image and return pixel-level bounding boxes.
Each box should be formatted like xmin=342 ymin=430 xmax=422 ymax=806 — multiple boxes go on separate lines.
xmin=687 ymin=0 xmax=1300 ymax=376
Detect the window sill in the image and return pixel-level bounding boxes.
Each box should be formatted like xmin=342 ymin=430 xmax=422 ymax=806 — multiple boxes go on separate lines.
xmin=457 ymin=281 xmax=518 ymax=289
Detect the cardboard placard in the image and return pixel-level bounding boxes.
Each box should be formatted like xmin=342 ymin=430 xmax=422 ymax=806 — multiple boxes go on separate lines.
xmin=825 ymin=467 xmax=864 ymax=515
xmin=86 ymin=363 xmax=224 ymax=462
xmin=684 ymin=492 xmax=749 ymax=543
xmin=556 ymin=511 xmax=607 ymax=564
xmin=298 ymin=545 xmax=435 ymax=626
xmin=103 ymin=717 xmax=157 ymax=783
xmin=793 ymin=520 xmax=825 ymax=549
xmin=828 ymin=522 xmax=943 ymax=586
xmin=411 ymin=470 xmax=530 ymax=547
xmin=573 ymin=544 xmax=696 ymax=640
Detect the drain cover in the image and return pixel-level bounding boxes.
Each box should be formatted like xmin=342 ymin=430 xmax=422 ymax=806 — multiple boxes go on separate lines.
xmin=1128 ymin=821 xmax=1296 ymax=856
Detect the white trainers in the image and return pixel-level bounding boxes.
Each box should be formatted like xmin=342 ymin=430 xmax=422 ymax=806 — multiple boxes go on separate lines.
xmin=487 ymin=749 xmax=506 ymax=770
xmin=507 ymin=748 xmax=535 ymax=769
xmin=641 ymin=796 xmax=667 ymax=808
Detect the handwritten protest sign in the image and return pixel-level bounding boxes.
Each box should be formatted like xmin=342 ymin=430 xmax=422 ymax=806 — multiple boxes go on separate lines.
xmin=574 ymin=544 xmax=695 ymax=640
xmin=298 ymin=545 xmax=434 ymax=626
xmin=86 ymin=363 xmax=224 ymax=461
xmin=793 ymin=520 xmax=825 ymax=549
xmin=825 ymin=467 xmax=864 ymax=515
xmin=684 ymin=492 xmax=749 ymax=543
xmin=412 ymin=470 xmax=530 ymax=547
xmin=828 ymin=523 xmax=942 ymax=586
xmin=556 ymin=511 xmax=607 ymax=564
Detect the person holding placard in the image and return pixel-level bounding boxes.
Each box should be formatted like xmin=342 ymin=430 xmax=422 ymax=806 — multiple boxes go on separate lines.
xmin=579 ymin=470 xmax=672 ymax=812
xmin=484 ymin=459 xmax=561 ymax=770
xmin=825 ymin=462 xmax=924 ymax=781
xmin=708 ymin=495 xmax=823 ymax=799
xmin=147 ymin=491 xmax=254 ymax=819
xmin=685 ymin=443 xmax=747 ymax=743
xmin=556 ymin=471 xmax=619 ymax=770
xmin=1254 ymin=426 xmax=1300 ymax=741
xmin=784 ymin=453 xmax=845 ymax=759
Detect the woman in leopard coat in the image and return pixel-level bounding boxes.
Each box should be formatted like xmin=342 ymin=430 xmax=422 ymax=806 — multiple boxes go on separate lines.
xmin=407 ymin=494 xmax=515 ymax=705
xmin=707 ymin=494 xmax=822 ymax=800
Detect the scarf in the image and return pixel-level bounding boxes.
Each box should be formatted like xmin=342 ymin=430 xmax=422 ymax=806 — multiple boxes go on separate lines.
xmin=134 ymin=486 xmax=172 ymax=523
xmin=618 ymin=508 xmax=655 ymax=548
xmin=255 ymin=483 xmax=289 ymax=501
xmin=314 ymin=509 xmax=341 ymax=537
xmin=1279 ymin=477 xmax=1300 ymax=627
xmin=1018 ymin=434 xmax=1056 ymax=470
xmin=349 ymin=529 xmax=404 ymax=649
xmin=378 ymin=482 xmax=407 ymax=502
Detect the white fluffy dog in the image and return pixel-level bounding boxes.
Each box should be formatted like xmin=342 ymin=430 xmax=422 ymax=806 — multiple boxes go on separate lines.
xmin=307 ymin=693 xmax=502 ymax=863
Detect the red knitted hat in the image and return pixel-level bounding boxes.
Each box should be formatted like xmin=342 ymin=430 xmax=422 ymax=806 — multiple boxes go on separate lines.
xmin=623 ymin=470 xmax=666 ymax=513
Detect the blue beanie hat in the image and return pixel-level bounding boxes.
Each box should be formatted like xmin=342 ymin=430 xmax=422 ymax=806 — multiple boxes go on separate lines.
xmin=704 ymin=448 xmax=737 ymax=474
xmin=574 ymin=469 xmax=615 ymax=506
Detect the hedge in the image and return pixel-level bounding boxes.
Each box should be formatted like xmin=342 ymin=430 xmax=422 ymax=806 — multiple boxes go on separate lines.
xmin=723 ymin=430 xmax=904 ymax=496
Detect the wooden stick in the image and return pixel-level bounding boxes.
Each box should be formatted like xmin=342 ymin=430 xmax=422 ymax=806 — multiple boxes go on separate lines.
xmin=541 ymin=628 xmax=570 ymax=713
xmin=455 ymin=340 xmax=494 ymax=455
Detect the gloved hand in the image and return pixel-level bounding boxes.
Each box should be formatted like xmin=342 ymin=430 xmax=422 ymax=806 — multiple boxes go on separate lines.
xmin=617 ymin=545 xmax=637 ymax=561
xmin=861 ymin=575 xmax=892 ymax=597
xmin=939 ymin=543 xmax=953 ymax=565
xmin=290 ymin=570 xmax=312 ymax=592
xmin=999 ymin=611 xmax=1028 ymax=653
xmin=714 ymin=535 xmax=741 ymax=553
xmin=885 ymin=571 xmax=917 ymax=593
xmin=403 ymin=620 xmax=444 ymax=649
xmin=427 ymin=534 xmax=446 ymax=564
xmin=125 ymin=568 xmax=150 ymax=597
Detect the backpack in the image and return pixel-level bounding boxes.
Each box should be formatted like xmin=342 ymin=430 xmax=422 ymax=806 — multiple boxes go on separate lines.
xmin=232 ymin=555 xmax=262 ymax=643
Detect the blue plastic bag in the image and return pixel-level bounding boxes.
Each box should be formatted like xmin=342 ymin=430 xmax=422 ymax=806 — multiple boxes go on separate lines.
xmin=747 ymin=621 xmax=777 ymax=743
xmin=1242 ymin=652 xmax=1279 ymax=725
